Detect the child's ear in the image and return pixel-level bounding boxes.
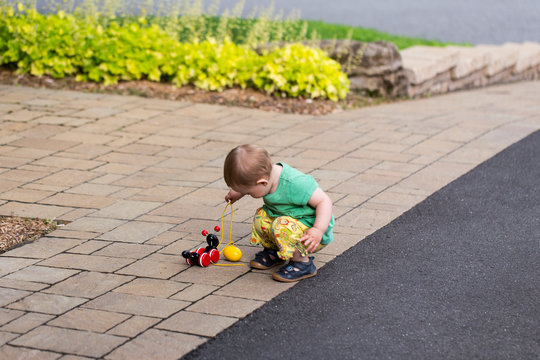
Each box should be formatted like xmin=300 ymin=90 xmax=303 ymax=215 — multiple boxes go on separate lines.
xmin=256 ymin=178 xmax=269 ymax=186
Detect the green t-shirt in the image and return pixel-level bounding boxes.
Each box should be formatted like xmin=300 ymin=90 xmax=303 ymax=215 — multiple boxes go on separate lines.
xmin=262 ymin=163 xmax=334 ymax=244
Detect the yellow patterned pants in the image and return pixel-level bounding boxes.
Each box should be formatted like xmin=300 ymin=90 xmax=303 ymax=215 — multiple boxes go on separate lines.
xmin=251 ymin=207 xmax=325 ymax=260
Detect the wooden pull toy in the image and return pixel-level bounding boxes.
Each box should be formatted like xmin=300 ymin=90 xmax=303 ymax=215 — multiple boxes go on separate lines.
xmin=181 ymin=202 xmax=243 ymax=267
xmin=181 ymin=226 xmax=221 ymax=267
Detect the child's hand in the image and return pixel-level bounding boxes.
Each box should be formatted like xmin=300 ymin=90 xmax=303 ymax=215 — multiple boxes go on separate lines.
xmin=300 ymin=227 xmax=323 ymax=253
xmin=225 ymin=189 xmax=244 ymax=204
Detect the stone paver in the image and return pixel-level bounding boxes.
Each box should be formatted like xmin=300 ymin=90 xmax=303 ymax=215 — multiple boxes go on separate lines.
xmin=62 ymin=217 xmax=125 ymax=233
xmin=0 ymin=258 xmax=39 ymax=277
xmin=169 ymin=284 xmax=220 ymax=302
xmin=0 ymin=238 xmax=83 ymax=259
xmin=36 ymin=169 xmax=99 ymax=187
xmin=0 ymin=202 xmax=73 ymax=219
xmin=4 ymin=266 xmax=79 ymax=284
xmin=106 ymin=316 xmax=161 ymax=338
xmin=39 ymin=193 xmax=116 ymax=209
xmin=10 ymin=326 xmax=126 ymax=358
xmin=172 ymin=263 xmax=250 ymax=286
xmin=43 ymin=271 xmax=134 ymax=298
xmin=1 ymin=81 xmax=539 ymax=358
xmin=105 ymin=329 xmax=204 ymax=360
xmin=48 ymin=308 xmax=130 ymax=333
xmin=0 ymin=345 xmax=61 ymax=360
xmin=0 ymin=187 xmax=55 ymax=202
xmin=187 ymin=294 xmax=265 ymax=318
xmin=90 ymin=200 xmax=163 ymax=220
xmin=7 ymin=293 xmax=87 ymax=315
xmin=0 ymin=288 xmax=31 ymax=307
xmin=66 ymin=240 xmax=111 ymax=254
xmin=97 ymin=221 xmax=174 ymax=243
xmin=0 ymin=278 xmax=48 ymax=292
xmin=113 ymin=278 xmax=189 ymax=298
xmin=156 ymin=311 xmax=237 ymax=337
xmin=39 ymin=253 xmax=135 ymax=273
xmin=0 ymin=308 xmax=24 ymax=326
xmin=215 ymin=272 xmax=295 ymax=301
xmin=0 ymin=312 xmax=54 ymax=334
xmin=114 ymin=258 xmax=184 ymax=279
xmin=93 ymin=242 xmax=160 ymax=259
xmin=83 ymin=292 xmax=190 ymax=318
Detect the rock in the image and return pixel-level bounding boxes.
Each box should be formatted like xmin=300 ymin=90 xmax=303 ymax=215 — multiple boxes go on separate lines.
xmin=316 ymin=40 xmax=407 ymax=96
xmin=400 ymin=46 xmax=460 ymax=84
xmin=448 ymin=69 xmax=486 ymax=91
xmin=319 ymin=40 xmax=402 ymax=76
xmin=475 ymin=44 xmax=519 ymax=76
xmin=502 ymin=42 xmax=540 ymax=73
xmin=446 ymin=46 xmax=492 ymax=79
xmin=406 ymin=71 xmax=452 ymax=98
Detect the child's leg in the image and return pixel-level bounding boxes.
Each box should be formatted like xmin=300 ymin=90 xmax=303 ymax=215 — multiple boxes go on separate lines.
xmin=270 ymin=216 xmax=326 ymax=282
xmin=250 ymin=207 xmax=277 ymax=249
xmin=270 ymin=216 xmax=326 ymax=260
xmin=249 ymin=208 xmax=284 ymax=269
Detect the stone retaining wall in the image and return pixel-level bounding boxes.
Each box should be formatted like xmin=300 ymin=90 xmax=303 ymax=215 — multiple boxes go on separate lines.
xmin=324 ymin=40 xmax=540 ymax=98
xmin=319 ymin=40 xmax=408 ymax=97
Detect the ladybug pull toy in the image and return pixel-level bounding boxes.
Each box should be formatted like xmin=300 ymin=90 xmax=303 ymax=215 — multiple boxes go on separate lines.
xmin=181 ymin=202 xmax=243 ymax=267
xmin=182 ymin=226 xmax=221 ymax=267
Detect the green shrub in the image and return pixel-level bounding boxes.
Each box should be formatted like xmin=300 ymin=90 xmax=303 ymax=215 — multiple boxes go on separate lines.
xmin=256 ymin=44 xmax=349 ymax=101
xmin=165 ymin=39 xmax=261 ymax=91
xmin=76 ymin=21 xmax=177 ymax=84
xmin=0 ymin=4 xmax=350 ymax=100
xmin=0 ymin=7 xmax=84 ymax=78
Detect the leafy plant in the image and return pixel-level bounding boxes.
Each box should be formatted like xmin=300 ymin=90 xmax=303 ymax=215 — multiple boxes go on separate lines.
xmin=0 ymin=6 xmax=84 ymax=78
xmin=164 ymin=38 xmax=261 ymax=91
xmin=76 ymin=21 xmax=177 ymax=85
xmin=0 ymin=3 xmax=350 ymax=100
xmin=256 ymin=44 xmax=349 ymax=101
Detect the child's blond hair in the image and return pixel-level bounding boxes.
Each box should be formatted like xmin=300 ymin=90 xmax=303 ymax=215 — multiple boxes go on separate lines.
xmin=224 ymin=144 xmax=273 ymax=188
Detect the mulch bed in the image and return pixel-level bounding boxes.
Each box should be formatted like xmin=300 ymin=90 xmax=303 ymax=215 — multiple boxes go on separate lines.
xmin=0 ymin=67 xmax=389 ymax=116
xmin=0 ymin=216 xmax=58 ymax=254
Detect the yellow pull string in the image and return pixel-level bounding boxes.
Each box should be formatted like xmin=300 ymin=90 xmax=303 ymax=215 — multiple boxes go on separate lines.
xmin=212 ymin=202 xmax=245 ymax=267
xmin=217 ymin=201 xmax=233 ymax=250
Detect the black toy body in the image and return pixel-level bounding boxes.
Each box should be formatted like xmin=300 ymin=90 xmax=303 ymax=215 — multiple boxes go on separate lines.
xmin=182 ymin=226 xmax=221 ymax=267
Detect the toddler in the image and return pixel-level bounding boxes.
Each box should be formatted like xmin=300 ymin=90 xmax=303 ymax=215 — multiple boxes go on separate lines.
xmin=223 ymin=144 xmax=334 ymax=282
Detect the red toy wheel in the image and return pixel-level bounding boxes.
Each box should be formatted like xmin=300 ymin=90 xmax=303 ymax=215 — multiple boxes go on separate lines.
xmin=196 ymin=247 xmax=205 ymax=256
xmin=208 ymin=248 xmax=220 ymax=263
xmin=199 ymin=252 xmax=211 ymax=267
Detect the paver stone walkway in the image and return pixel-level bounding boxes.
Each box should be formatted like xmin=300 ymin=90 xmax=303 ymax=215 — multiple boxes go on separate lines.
xmin=0 ymin=81 xmax=539 ymax=359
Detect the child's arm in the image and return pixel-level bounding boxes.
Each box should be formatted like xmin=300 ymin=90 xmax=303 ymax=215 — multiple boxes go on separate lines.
xmin=300 ymin=188 xmax=333 ymax=253
xmin=225 ymin=189 xmax=244 ymax=204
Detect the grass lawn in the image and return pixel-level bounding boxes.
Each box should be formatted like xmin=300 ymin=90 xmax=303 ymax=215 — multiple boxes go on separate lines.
xmin=180 ymin=16 xmax=470 ymax=49
xmin=304 ymin=20 xmax=470 ymax=49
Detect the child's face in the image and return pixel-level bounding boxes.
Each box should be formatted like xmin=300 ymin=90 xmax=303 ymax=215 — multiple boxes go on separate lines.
xmin=232 ymin=182 xmax=269 ymax=199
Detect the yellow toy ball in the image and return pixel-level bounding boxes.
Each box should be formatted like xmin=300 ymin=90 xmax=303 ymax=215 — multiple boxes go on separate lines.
xmin=223 ymin=244 xmax=242 ymax=262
